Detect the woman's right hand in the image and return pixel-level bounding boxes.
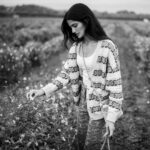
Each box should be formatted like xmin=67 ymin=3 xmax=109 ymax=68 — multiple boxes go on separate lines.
xmin=26 ymin=89 xmax=45 ymax=101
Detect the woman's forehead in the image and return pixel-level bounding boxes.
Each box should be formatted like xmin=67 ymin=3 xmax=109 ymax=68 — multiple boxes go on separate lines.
xmin=67 ymin=20 xmax=80 ymax=25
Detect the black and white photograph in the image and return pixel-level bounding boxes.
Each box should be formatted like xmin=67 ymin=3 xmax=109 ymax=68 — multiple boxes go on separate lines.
xmin=0 ymin=0 xmax=150 ymax=149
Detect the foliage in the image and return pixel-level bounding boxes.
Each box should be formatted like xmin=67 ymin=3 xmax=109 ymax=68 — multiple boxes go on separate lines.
xmin=13 ymin=27 xmax=60 ymax=47
xmin=0 ymin=18 xmax=64 ymax=86
xmin=0 ymin=86 xmax=77 ymax=150
xmin=1 ymin=18 xmax=150 ymax=150
xmin=1 ymin=4 xmax=150 ymax=20
xmin=0 ymin=18 xmax=61 ymax=47
xmin=0 ymin=22 xmax=15 ymax=44
xmin=0 ymin=34 xmax=64 ymax=86
xmin=0 ymin=45 xmax=25 ymax=86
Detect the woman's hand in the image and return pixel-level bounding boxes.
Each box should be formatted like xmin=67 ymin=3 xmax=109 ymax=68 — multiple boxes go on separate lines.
xmin=104 ymin=120 xmax=115 ymax=137
xmin=26 ymin=89 xmax=45 ymax=101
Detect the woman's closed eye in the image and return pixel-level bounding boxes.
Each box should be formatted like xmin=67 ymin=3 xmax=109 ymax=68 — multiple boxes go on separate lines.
xmin=71 ymin=23 xmax=78 ymax=28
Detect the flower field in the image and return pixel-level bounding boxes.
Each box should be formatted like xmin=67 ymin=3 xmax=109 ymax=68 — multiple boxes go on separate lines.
xmin=0 ymin=17 xmax=150 ymax=150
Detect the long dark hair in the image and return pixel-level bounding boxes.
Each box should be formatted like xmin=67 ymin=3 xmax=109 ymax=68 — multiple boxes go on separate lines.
xmin=61 ymin=3 xmax=109 ymax=49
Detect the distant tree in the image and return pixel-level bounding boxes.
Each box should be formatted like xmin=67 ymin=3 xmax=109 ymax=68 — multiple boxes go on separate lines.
xmin=117 ymin=10 xmax=136 ymax=15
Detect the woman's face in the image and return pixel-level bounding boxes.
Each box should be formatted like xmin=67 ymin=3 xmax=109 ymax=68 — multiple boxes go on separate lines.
xmin=67 ymin=20 xmax=86 ymax=39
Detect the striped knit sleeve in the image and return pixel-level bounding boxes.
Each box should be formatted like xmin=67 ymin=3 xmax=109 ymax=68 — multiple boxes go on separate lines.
xmin=105 ymin=42 xmax=123 ymax=123
xmin=42 ymin=59 xmax=70 ymax=98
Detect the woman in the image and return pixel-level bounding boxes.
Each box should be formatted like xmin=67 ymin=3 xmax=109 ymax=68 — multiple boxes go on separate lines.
xmin=27 ymin=3 xmax=123 ymax=150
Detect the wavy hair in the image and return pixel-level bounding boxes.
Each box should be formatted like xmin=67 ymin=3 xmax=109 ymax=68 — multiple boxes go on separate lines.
xmin=61 ymin=3 xmax=110 ymax=49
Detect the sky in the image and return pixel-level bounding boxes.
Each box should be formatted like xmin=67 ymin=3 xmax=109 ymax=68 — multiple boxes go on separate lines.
xmin=0 ymin=0 xmax=150 ymax=14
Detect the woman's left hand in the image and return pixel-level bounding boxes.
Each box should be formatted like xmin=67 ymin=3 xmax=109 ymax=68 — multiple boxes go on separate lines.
xmin=104 ymin=121 xmax=115 ymax=137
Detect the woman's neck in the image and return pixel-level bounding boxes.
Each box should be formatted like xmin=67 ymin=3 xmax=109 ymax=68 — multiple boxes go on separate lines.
xmin=83 ymin=35 xmax=96 ymax=45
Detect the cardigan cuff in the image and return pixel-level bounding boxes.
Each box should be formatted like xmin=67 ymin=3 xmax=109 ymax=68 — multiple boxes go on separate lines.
xmin=42 ymin=83 xmax=57 ymax=98
xmin=105 ymin=107 xmax=123 ymax=123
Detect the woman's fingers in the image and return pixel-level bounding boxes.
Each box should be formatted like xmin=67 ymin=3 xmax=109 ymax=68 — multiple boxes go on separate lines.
xmin=26 ymin=90 xmax=36 ymax=100
xmin=103 ymin=126 xmax=109 ymax=137
xmin=109 ymin=125 xmax=115 ymax=137
xmin=105 ymin=121 xmax=115 ymax=137
xmin=109 ymin=127 xmax=114 ymax=137
xmin=26 ymin=92 xmax=30 ymax=100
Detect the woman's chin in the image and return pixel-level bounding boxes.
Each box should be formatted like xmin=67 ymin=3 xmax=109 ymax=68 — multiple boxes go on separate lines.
xmin=77 ymin=34 xmax=84 ymax=38
xmin=77 ymin=34 xmax=84 ymax=39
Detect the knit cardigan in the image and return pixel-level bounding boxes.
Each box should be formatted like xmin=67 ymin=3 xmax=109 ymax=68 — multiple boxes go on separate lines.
xmin=42 ymin=39 xmax=123 ymax=123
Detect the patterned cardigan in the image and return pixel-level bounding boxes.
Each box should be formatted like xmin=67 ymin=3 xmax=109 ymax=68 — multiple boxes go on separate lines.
xmin=42 ymin=39 xmax=123 ymax=123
